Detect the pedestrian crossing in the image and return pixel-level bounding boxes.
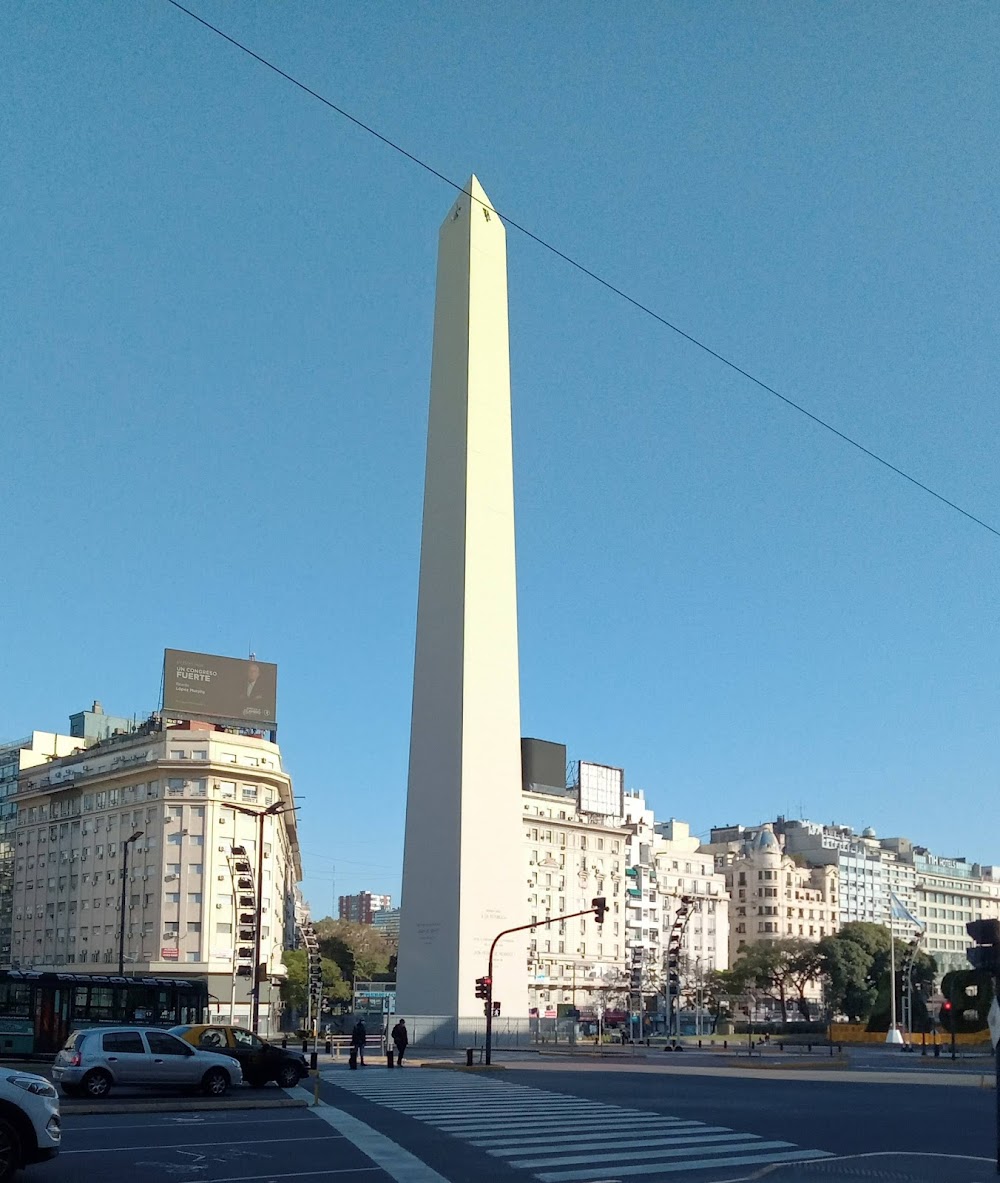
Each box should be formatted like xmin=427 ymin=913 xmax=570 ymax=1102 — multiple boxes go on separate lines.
xmin=328 ymin=1067 xmax=833 ymax=1181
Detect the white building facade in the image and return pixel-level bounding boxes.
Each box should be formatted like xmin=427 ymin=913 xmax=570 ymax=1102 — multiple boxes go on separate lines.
xmin=11 ymin=718 xmax=301 ymax=1031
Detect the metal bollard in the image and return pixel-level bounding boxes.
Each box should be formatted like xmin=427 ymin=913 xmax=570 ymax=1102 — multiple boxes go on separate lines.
xmin=281 ymin=1036 xmax=287 ymax=1048
xmin=466 ymin=1047 xmax=474 ymax=1067
xmin=723 ymin=1039 xmax=727 ymax=1050
xmin=934 ymin=1043 xmax=940 ymax=1058
xmin=325 ymin=1040 xmax=332 ymax=1054
xmin=387 ymin=1048 xmax=395 ymax=1068
xmin=310 ymin=1050 xmax=318 ymax=1070
xmin=698 ymin=1039 xmax=702 ymax=1049
xmin=302 ymin=1040 xmax=308 ymax=1053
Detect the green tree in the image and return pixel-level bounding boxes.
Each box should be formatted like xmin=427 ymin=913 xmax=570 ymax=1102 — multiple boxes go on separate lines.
xmin=313 ymin=918 xmax=396 ymax=983
xmin=817 ymin=933 xmax=875 ymax=1021
xmin=730 ymin=940 xmax=808 ymax=1022
xmin=280 ymin=948 xmax=351 ymax=1013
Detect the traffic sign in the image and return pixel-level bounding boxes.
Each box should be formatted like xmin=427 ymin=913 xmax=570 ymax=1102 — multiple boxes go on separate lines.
xmin=988 ymin=997 xmax=1000 ymax=1049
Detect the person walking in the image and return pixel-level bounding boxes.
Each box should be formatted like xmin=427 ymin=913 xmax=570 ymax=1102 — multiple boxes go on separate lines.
xmin=391 ymin=1018 xmax=408 ymax=1067
xmin=351 ymin=1019 xmax=367 ymax=1067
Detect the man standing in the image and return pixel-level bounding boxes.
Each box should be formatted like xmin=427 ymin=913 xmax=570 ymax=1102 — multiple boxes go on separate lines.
xmin=351 ymin=1019 xmax=367 ymax=1067
xmin=391 ymin=1018 xmax=408 ymax=1067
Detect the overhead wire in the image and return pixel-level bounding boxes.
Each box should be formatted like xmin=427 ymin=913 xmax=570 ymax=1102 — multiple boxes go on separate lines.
xmin=164 ymin=0 xmax=1000 ymax=542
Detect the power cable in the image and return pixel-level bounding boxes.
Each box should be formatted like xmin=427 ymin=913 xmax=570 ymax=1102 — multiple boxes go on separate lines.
xmin=164 ymin=0 xmax=1000 ymax=542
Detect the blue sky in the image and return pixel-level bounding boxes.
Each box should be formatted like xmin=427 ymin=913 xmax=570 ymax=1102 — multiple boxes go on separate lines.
xmin=3 ymin=2 xmax=999 ymax=917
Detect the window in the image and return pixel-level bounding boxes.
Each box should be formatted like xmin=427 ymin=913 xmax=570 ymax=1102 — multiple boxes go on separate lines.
xmin=145 ymin=1032 xmax=190 ymax=1056
xmin=187 ymin=893 xmax=202 ymax=905
xmin=216 ymin=922 xmax=232 ymax=934
xmin=103 ymin=1031 xmax=145 ymax=1055
xmin=187 ymin=921 xmax=202 ymax=934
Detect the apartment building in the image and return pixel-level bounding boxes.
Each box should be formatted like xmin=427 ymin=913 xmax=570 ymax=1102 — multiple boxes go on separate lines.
xmin=10 ymin=714 xmax=301 ymax=1031
xmin=339 ymin=892 xmax=392 ymax=925
xmin=705 ymin=824 xmax=838 ymax=964
xmin=520 ymin=740 xmax=729 ymax=1018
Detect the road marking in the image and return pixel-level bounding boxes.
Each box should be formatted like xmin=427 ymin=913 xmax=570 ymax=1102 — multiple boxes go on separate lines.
xmin=288 ymin=1084 xmax=452 ymax=1182
xmin=537 ymin=1149 xmax=835 ymax=1180
xmin=470 ymin=1124 xmax=708 ymax=1149
xmin=61 ymin=1133 xmax=339 ymax=1154
xmin=511 ymin=1140 xmax=795 ymax=1169
xmin=486 ymin=1132 xmax=749 ymax=1156
xmin=331 ymin=1067 xmax=833 ymax=1181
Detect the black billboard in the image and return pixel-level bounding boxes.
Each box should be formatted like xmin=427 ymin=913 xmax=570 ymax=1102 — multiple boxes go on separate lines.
xmin=162 ymin=649 xmax=277 ymax=726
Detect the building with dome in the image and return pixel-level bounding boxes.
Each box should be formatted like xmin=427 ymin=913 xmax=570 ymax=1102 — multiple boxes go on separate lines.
xmin=703 ymin=824 xmax=838 ymax=967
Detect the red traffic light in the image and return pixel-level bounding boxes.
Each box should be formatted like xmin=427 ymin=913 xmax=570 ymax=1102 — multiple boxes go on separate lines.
xmin=942 ymin=1000 xmax=952 ymax=1011
xmin=475 ymin=976 xmax=492 ymax=1000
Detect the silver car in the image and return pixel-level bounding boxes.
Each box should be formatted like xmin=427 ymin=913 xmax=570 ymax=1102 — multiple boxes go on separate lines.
xmin=52 ymin=1027 xmax=243 ymax=1099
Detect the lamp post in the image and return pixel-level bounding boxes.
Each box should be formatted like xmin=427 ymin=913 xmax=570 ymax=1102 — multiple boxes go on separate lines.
xmin=118 ymin=831 xmax=144 ymax=976
xmin=227 ymin=800 xmax=289 ymax=1033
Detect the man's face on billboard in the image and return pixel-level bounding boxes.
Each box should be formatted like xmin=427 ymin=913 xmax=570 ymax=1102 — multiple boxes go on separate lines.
xmin=248 ymin=663 xmax=260 ymax=683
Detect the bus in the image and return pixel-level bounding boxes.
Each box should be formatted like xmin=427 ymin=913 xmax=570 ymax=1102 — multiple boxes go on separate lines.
xmin=0 ymin=970 xmax=209 ymax=1054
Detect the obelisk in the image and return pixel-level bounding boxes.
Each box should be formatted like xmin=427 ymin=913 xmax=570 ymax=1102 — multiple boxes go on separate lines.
xmin=396 ymin=177 xmax=527 ymax=1023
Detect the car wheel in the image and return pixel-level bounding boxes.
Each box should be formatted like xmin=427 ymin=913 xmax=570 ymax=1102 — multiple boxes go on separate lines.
xmin=202 ymin=1068 xmax=229 ymax=1097
xmin=0 ymin=1116 xmax=23 ymax=1183
xmin=277 ymin=1064 xmax=300 ymax=1089
xmin=82 ymin=1070 xmax=112 ymax=1099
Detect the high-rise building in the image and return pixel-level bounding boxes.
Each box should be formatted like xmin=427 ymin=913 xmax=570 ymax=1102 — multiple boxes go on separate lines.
xmin=0 ymin=730 xmax=84 ymax=966
xmin=339 ymin=892 xmax=392 ymax=925
xmin=397 ymin=177 xmax=526 ymax=1019
xmin=521 ymin=744 xmax=729 ymax=1018
xmin=10 ymin=714 xmax=301 ymax=1032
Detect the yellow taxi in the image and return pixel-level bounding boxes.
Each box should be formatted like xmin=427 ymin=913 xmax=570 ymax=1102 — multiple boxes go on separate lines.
xmin=171 ymin=1024 xmax=309 ymax=1089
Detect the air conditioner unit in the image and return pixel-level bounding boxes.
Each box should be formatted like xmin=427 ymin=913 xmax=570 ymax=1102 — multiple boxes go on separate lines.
xmin=215 ymin=903 xmax=223 ymax=909
xmin=217 ymin=875 xmax=225 ymax=882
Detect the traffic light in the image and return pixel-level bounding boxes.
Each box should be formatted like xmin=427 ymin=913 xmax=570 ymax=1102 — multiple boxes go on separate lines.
xmin=492 ymin=1001 xmax=501 ymax=1017
xmin=475 ymin=976 xmax=492 ymax=1000
xmin=591 ymin=897 xmax=607 ymax=925
xmin=939 ymin=998 xmax=954 ymax=1032
xmin=966 ymin=919 xmax=1000 ymax=974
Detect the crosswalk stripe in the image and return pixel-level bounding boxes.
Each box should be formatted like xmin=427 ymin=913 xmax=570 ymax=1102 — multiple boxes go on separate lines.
xmin=510 ymin=1139 xmax=793 ymax=1169
xmin=434 ymin=1117 xmax=670 ymax=1136
xmin=468 ymin=1122 xmax=707 ymax=1148
xmin=535 ymin=1148 xmax=834 ymax=1181
xmin=488 ymin=1132 xmax=756 ymax=1157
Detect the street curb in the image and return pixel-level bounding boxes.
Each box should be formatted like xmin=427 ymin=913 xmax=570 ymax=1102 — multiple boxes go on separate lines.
xmin=419 ymin=1063 xmax=508 ymax=1072
xmin=719 ymin=1058 xmax=849 ymax=1071
xmin=62 ymin=1096 xmax=309 ymax=1115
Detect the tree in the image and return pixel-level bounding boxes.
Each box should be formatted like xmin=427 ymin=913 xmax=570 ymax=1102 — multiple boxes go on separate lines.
xmin=280 ymin=948 xmax=351 ymax=1014
xmin=702 ymin=969 xmax=740 ymax=1032
xmin=816 ymin=922 xmax=937 ymax=1027
xmin=730 ymin=940 xmax=807 ymax=1022
xmin=313 ymin=918 xmax=396 ymax=983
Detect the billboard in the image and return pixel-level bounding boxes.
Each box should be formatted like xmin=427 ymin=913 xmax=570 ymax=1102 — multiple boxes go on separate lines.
xmin=162 ymin=649 xmax=277 ymax=726
xmin=578 ymin=761 xmax=624 ymax=817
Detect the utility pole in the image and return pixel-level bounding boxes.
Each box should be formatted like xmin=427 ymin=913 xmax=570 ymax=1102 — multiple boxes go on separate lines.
xmin=117 ymin=831 xmax=143 ymax=976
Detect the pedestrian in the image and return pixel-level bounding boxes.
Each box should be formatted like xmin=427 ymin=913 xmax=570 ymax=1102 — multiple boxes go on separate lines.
xmin=351 ymin=1018 xmax=367 ymax=1067
xmin=391 ymin=1018 xmax=408 ymax=1067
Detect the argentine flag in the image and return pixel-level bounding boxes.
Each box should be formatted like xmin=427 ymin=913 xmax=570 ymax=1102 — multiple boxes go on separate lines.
xmin=889 ymin=891 xmax=923 ymax=929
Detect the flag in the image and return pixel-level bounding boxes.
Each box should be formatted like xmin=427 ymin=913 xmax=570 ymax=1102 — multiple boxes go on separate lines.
xmin=889 ymin=891 xmax=923 ymax=929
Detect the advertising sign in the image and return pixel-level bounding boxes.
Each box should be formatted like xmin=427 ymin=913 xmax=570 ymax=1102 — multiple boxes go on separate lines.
xmin=578 ymin=761 xmax=624 ymax=817
xmin=161 ymin=947 xmax=179 ymax=961
xmin=163 ymin=649 xmax=278 ymax=726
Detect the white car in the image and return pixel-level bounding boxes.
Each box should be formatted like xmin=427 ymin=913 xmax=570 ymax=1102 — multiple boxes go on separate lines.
xmin=0 ymin=1070 xmax=60 ymax=1181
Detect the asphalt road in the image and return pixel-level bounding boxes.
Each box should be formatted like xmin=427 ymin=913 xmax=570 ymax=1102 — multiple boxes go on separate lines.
xmin=317 ymin=1060 xmax=998 ymax=1182
xmin=27 ymin=1106 xmax=386 ymax=1183
xmin=20 ymin=1058 xmax=999 ymax=1183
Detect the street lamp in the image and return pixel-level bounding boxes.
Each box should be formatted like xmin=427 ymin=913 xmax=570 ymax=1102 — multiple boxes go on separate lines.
xmin=227 ymin=800 xmax=291 ymax=1033
xmin=118 ymin=831 xmax=144 ymax=975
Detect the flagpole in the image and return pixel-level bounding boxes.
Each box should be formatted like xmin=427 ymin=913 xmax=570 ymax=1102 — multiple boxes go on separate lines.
xmin=886 ymin=894 xmax=903 ymax=1045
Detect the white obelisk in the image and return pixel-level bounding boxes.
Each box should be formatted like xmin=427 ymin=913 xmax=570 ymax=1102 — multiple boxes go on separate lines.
xmin=396 ymin=177 xmax=527 ymax=1023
